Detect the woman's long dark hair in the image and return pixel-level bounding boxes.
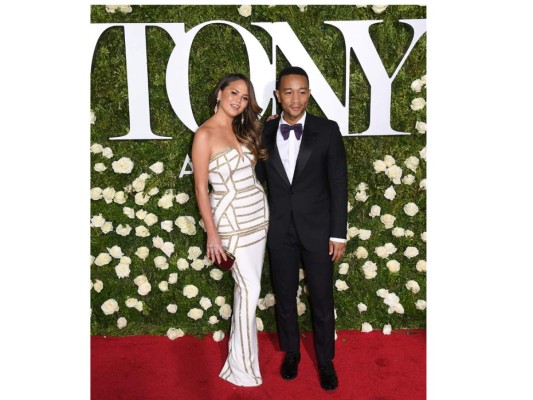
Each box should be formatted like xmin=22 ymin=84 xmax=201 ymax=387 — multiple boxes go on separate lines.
xmin=211 ymin=74 xmax=268 ymax=162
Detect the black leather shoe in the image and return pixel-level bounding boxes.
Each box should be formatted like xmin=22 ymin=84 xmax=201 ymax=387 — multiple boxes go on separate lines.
xmin=318 ymin=361 xmax=338 ymax=391
xmin=281 ymin=352 xmax=301 ymax=380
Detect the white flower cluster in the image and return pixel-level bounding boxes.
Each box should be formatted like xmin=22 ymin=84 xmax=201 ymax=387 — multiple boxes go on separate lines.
xmin=133 ymin=275 xmax=151 ymax=296
xmin=257 ymin=293 xmax=276 ymax=311
xmin=377 ymin=288 xmax=404 ymax=314
xmin=374 ymin=243 xmax=397 ymax=259
xmin=105 ymin=5 xmax=133 ymax=14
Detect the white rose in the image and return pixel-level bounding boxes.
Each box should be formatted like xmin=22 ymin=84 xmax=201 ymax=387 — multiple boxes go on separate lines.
xmin=132 ymin=177 xmax=146 ymax=193
xmin=386 ymin=260 xmax=401 ymax=273
xmin=419 ymin=179 xmax=427 ymax=190
xmin=107 ymin=245 xmax=123 ymax=259
xmin=419 ymin=147 xmax=427 ymax=161
xmin=90 ymin=143 xmax=103 ymax=153
xmin=416 ymin=260 xmax=427 ymax=272
xmin=135 ymin=209 xmax=148 ymax=220
xmin=357 ymin=182 xmax=369 ymax=191
xmin=106 ymin=5 xmax=119 ymax=13
xmin=256 ymin=317 xmax=264 ymax=331
xmin=117 ymin=5 xmax=132 ymax=14
xmin=213 ymin=330 xmax=225 ymax=342
xmin=101 ymin=222 xmax=113 ymax=234
xmin=158 ymin=193 xmax=174 ymax=209
xmin=405 ymin=230 xmax=414 ymax=238
xmin=175 ymin=193 xmax=190 ymax=204
xmin=95 ymin=253 xmax=112 ymax=266
xmin=404 ymin=156 xmax=420 ymax=172
xmin=371 ymin=5 xmax=387 ymax=14
xmin=135 ymin=226 xmax=150 ymax=238
xmin=135 ymin=246 xmax=149 ymax=260
xmin=154 ymin=256 xmax=169 ymax=270
xmin=358 ymin=229 xmax=371 ymax=240
xmin=151 ymin=236 xmax=164 ymax=249
xmin=406 ymin=280 xmax=421 ymax=294
xmin=166 ymin=327 xmax=185 ymax=340
xmin=373 ymin=159 xmax=387 ymax=173
xmin=203 ymin=256 xmax=213 ymax=267
xmin=377 ymin=288 xmax=389 ymax=298
xmin=264 ymin=293 xmax=276 ymax=308
xmin=421 ymin=232 xmax=427 ymax=242
xmin=355 ymin=191 xmax=369 ymax=202
xmin=120 ymin=256 xmax=131 ymax=265
xmin=123 ymin=207 xmax=135 ymax=219
xmin=200 ymin=297 xmax=213 ymax=310
xmin=167 ymin=304 xmax=178 ymax=314
xmin=347 ymin=201 xmax=353 ymax=212
xmin=384 ymin=185 xmax=396 ymax=200
xmin=386 ymin=165 xmax=403 ymax=184
xmin=410 ymin=97 xmax=426 ymax=111
xmin=90 ymin=255 xmax=95 ymax=266
xmin=384 ymin=155 xmax=396 ymax=167
xmin=347 ymin=226 xmax=359 ymax=239
xmin=102 ymin=147 xmax=113 ymax=159
xmin=404 ymin=203 xmax=419 ymax=217
xmin=93 ymin=280 xmax=103 ymax=293
xmin=91 ymin=214 xmax=106 ymax=228
xmin=187 ymin=246 xmax=202 ymax=261
xmin=198 ymin=219 xmax=206 ymax=232
xmin=168 ymin=273 xmax=178 ymax=285
xmin=117 ymin=317 xmax=127 ymax=329
xmin=375 ymin=246 xmax=389 ymax=259
xmin=102 ymin=187 xmax=116 ymax=204
xmin=420 ymin=74 xmax=426 ymax=85
xmin=294 ymin=301 xmax=306 ymax=316
xmin=115 ymin=224 xmax=132 ymax=236
xmin=134 ymin=274 xmax=148 ymax=285
xmin=161 ymin=220 xmax=174 ymax=232
xmin=362 ymin=261 xmax=378 ymax=279
xmin=362 ymin=322 xmax=373 ymax=332
xmin=415 ymin=121 xmax=427 ymax=134
xmin=158 ymin=281 xmax=169 ymax=292
xmin=383 ymin=324 xmax=392 ymax=335
xmin=338 ymin=263 xmax=349 ymax=275
xmin=357 ymin=303 xmax=367 ymax=312
xmin=416 ymin=300 xmax=427 ymax=310
xmin=190 ymin=259 xmax=204 ymax=271
xmin=380 ymin=214 xmax=396 ymax=229
xmin=177 ymin=258 xmax=189 ymax=270
xmin=134 ymin=192 xmax=150 ymax=206
xmin=176 ymin=216 xmax=196 ymax=235
xmin=111 ymin=157 xmax=134 ymax=174
xmin=238 ymin=5 xmax=252 ymax=17
xmin=392 ymin=227 xmax=405 ymax=237
xmin=90 ymin=187 xmax=103 ymax=200
xmin=384 ymin=243 xmax=397 ymax=255
xmin=335 ymin=279 xmax=349 ymax=291
xmin=209 ymin=316 xmax=219 ymax=325
xmin=215 ymin=296 xmax=226 ymax=306
xmin=160 ymin=242 xmax=174 ymax=258
xmin=183 ymin=284 xmax=199 ymax=299
xmin=219 ymin=303 xmax=232 ymax=320
xmin=115 ymin=263 xmax=130 ymax=278
xmin=149 ymin=161 xmax=164 ymax=174
xmin=404 ymin=246 xmax=419 ymax=258
xmin=148 ymin=187 xmax=159 ymax=196
xmin=125 ymin=298 xmax=138 ymax=308
xmin=297 ymin=5 xmax=307 ymax=12
xmin=137 ymin=282 xmax=152 ymax=296
xmin=94 ymin=163 xmax=106 ymax=172
xmin=369 ymin=205 xmax=381 ymax=218
xmin=135 ymin=301 xmax=144 ymax=311
xmin=210 ymin=268 xmax=224 ymax=281
xmin=257 ymin=299 xmax=267 ymax=310
xmin=356 ymin=246 xmax=368 ymax=259
xmin=411 ymin=79 xmax=423 ymax=92
xmin=402 ymin=174 xmax=416 ymax=185
xmin=101 ymin=299 xmax=119 ymax=315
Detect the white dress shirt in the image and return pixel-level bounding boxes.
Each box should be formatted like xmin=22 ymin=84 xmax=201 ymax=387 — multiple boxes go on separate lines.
xmin=276 ymin=113 xmax=345 ymax=244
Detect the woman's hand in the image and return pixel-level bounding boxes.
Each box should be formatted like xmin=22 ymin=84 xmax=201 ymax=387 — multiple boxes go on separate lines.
xmin=207 ymin=233 xmax=227 ymax=265
xmin=266 ymin=114 xmax=279 ymax=121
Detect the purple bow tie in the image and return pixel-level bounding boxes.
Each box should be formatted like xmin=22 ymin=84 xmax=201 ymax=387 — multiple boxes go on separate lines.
xmin=280 ymin=123 xmax=303 ymax=140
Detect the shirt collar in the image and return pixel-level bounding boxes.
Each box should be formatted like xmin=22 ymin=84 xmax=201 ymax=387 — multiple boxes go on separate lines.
xmin=280 ymin=111 xmax=306 ymax=129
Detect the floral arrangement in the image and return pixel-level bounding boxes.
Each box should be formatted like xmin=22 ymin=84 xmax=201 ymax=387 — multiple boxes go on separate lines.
xmin=91 ymin=4 xmax=426 ymax=339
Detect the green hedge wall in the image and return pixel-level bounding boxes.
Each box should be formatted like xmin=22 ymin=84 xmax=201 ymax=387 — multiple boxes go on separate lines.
xmin=90 ymin=5 xmax=426 ymax=337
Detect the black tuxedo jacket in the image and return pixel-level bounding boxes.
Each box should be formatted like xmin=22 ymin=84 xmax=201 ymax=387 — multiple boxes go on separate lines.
xmin=256 ymin=113 xmax=348 ymax=250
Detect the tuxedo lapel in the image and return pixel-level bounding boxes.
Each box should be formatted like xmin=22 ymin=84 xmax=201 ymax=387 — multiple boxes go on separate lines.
xmin=292 ymin=115 xmax=317 ymax=183
xmin=265 ymin=118 xmax=291 ymax=187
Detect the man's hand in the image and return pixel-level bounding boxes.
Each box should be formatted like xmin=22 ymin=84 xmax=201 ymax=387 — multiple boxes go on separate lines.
xmin=329 ymin=241 xmax=346 ymax=262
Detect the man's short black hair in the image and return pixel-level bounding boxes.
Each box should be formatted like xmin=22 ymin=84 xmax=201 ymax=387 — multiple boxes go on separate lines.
xmin=276 ymin=66 xmax=309 ymax=90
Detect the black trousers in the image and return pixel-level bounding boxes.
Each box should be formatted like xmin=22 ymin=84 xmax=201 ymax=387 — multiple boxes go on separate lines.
xmin=268 ymin=216 xmax=335 ymax=364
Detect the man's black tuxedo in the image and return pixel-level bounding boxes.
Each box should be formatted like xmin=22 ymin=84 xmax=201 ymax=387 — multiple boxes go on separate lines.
xmin=256 ymin=113 xmax=347 ymax=364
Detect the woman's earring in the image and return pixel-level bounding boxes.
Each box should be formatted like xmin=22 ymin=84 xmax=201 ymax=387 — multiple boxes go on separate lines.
xmin=214 ymin=98 xmax=220 ymax=113
xmin=241 ymin=113 xmax=245 ymax=124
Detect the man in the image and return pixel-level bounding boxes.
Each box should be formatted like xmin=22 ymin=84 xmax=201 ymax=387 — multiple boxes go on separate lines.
xmin=256 ymin=66 xmax=347 ymax=391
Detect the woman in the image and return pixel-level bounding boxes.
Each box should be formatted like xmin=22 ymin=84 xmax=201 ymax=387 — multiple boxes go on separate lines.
xmin=191 ymin=74 xmax=269 ymax=387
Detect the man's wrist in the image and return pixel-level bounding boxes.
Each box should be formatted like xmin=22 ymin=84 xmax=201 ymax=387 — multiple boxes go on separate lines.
xmin=329 ymin=237 xmax=346 ymax=244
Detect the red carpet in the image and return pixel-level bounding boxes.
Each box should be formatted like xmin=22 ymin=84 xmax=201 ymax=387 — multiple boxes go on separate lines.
xmin=91 ymin=329 xmax=425 ymax=400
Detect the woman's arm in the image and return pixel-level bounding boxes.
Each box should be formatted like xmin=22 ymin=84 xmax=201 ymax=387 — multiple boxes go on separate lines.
xmin=191 ymin=128 xmax=227 ymax=264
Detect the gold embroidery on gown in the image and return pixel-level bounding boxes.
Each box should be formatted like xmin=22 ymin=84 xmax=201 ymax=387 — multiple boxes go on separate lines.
xmin=209 ymin=146 xmax=268 ymax=387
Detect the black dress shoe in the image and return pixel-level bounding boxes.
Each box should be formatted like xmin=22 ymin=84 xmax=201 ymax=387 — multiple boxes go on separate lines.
xmin=281 ymin=352 xmax=301 ymax=380
xmin=318 ymin=361 xmax=339 ymax=391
